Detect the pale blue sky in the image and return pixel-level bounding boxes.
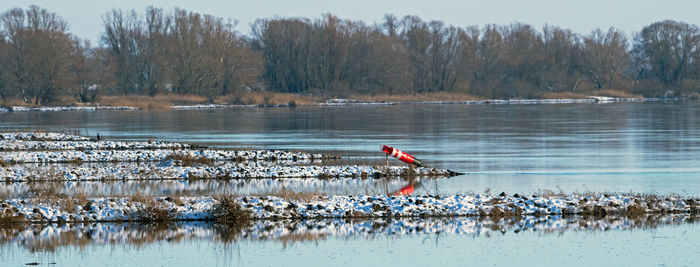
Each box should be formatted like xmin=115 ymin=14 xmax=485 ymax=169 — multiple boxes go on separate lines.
xmin=2 ymin=0 xmax=698 ymax=43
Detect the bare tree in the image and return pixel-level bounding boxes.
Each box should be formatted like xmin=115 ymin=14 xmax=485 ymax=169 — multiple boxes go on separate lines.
xmin=1 ymin=6 xmax=74 ymax=104
xmin=69 ymin=39 xmax=114 ymax=102
xmin=634 ymin=20 xmax=700 ymax=87
xmin=101 ymin=9 xmax=141 ymax=95
xmin=582 ymin=28 xmax=629 ymax=89
xmin=0 ymin=30 xmax=8 ymax=99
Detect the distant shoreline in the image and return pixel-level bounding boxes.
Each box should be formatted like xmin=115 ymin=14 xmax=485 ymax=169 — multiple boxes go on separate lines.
xmin=0 ymin=95 xmax=681 ymax=112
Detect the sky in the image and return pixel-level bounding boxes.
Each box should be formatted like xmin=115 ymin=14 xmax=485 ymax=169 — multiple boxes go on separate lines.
xmin=2 ymin=0 xmax=699 ymax=43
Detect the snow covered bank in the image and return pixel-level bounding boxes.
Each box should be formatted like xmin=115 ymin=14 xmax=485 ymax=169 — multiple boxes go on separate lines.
xmin=171 ymin=104 xmax=251 ymax=109
xmin=172 ymin=104 xmax=243 ymax=109
xmin=171 ymin=103 xmax=294 ymax=109
xmin=2 ymin=193 xmax=697 ymax=223
xmin=0 ymin=132 xmax=91 ymax=141
xmin=0 ymin=162 xmax=453 ymax=181
xmin=0 ymin=132 xmax=329 ymax=164
xmin=0 ymin=140 xmax=193 ymax=151
xmin=589 ymin=96 xmax=657 ymax=103
xmin=0 ymin=97 xmax=671 ymax=113
xmin=0 ymin=148 xmax=324 ymax=164
xmin=0 ymin=132 xmax=457 ymax=181
xmin=1 ymin=214 xmax=694 ymax=250
xmin=319 ymin=97 xmax=661 ymax=106
xmin=8 ymin=106 xmax=139 ymax=112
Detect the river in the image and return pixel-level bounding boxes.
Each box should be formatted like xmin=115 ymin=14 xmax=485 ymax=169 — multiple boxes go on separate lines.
xmin=1 ymin=102 xmax=699 ymax=266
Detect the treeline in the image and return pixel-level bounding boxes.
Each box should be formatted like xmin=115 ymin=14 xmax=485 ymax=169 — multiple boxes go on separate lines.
xmin=1 ymin=6 xmax=700 ymax=104
xmin=0 ymin=6 xmax=261 ymax=104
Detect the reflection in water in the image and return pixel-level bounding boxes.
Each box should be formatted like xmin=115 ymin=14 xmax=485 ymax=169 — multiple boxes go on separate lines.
xmin=0 ymin=214 xmax=696 ymax=252
xmin=0 ymin=177 xmax=431 ymax=198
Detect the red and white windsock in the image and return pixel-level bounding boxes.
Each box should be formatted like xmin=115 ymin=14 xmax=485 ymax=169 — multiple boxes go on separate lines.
xmin=381 ymin=144 xmax=424 ymax=167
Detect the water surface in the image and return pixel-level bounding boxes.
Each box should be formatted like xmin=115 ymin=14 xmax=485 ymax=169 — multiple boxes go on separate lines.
xmin=1 ymin=215 xmax=697 ymax=266
xmin=2 ymin=103 xmax=700 ymax=266
xmin=2 ymin=103 xmax=699 ymax=195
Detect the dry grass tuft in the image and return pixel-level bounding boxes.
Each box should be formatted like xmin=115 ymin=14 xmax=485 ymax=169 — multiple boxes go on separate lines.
xmin=534 ymin=189 xmax=567 ymax=198
xmin=627 ymin=202 xmax=647 ymax=217
xmin=217 ymin=91 xmax=319 ymax=106
xmin=489 ymin=207 xmax=505 ymax=220
xmin=0 ymin=157 xmax=22 ymax=167
xmin=130 ymin=192 xmax=150 ymax=204
xmin=65 ymin=158 xmax=84 ymax=165
xmin=165 ymin=196 xmax=185 ymax=206
xmin=590 ymin=89 xmax=643 ymax=98
xmin=213 ymin=195 xmax=252 ymax=224
xmin=398 ymin=168 xmax=419 ymax=179
xmin=260 ymin=187 xmax=323 ymax=202
xmin=142 ymin=205 xmax=177 ymax=222
xmin=98 ymin=94 xmax=207 ymax=109
xmin=541 ymin=91 xmax=588 ymax=99
xmin=0 ymin=97 xmax=33 ymax=107
xmin=0 ymin=209 xmax=27 ymax=224
xmin=129 ymin=200 xmax=178 ymax=222
xmin=1 ymin=94 xmax=210 ymax=109
xmin=353 ymin=92 xmax=481 ymax=102
xmin=58 ymin=192 xmax=90 ymax=212
xmin=158 ymin=94 xmax=209 ymax=105
xmin=167 ymin=153 xmax=212 ymax=166
xmin=97 ymin=95 xmax=170 ymax=109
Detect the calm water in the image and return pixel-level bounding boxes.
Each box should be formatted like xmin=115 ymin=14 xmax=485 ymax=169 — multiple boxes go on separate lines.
xmin=1 ymin=218 xmax=698 ymax=267
xmin=1 ymin=102 xmax=700 ymax=266
xmin=2 ymin=103 xmax=699 ymax=195
xmin=1 ymin=215 xmax=698 ymax=266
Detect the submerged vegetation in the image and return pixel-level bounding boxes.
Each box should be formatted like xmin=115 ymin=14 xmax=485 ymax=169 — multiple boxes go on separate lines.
xmin=1 ymin=6 xmax=700 ymax=106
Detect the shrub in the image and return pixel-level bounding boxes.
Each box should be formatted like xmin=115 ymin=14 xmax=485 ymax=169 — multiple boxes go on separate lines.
xmin=213 ymin=195 xmax=252 ymax=224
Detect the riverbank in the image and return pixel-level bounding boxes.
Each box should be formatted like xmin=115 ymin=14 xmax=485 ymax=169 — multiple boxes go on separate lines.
xmin=0 ymin=91 xmax=682 ymax=112
xmin=1 ymin=192 xmax=697 ymax=223
xmin=1 ymin=132 xmax=697 ymax=225
xmin=0 ymin=132 xmax=455 ymax=181
xmin=1 ymin=162 xmax=453 ymax=182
